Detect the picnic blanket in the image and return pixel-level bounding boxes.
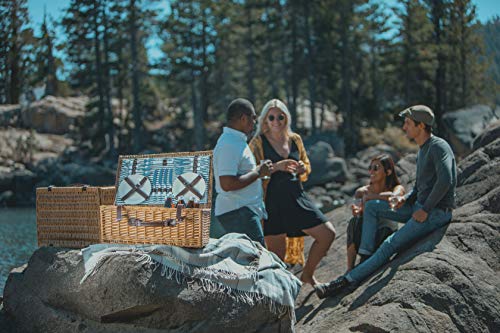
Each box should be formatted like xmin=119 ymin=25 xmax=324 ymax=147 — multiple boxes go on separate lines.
xmin=80 ymin=233 xmax=302 ymax=321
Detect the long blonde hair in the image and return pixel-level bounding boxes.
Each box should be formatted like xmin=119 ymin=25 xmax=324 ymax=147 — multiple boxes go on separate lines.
xmin=253 ymin=99 xmax=294 ymax=140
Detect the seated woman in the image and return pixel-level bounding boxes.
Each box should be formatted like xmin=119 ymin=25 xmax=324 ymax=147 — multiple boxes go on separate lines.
xmin=249 ymin=99 xmax=336 ymax=286
xmin=346 ymin=154 xmax=405 ymax=272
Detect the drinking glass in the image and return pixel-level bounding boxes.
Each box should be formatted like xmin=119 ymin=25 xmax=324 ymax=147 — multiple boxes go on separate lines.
xmin=389 ymin=196 xmax=398 ymax=211
xmin=351 ymin=198 xmax=363 ymax=216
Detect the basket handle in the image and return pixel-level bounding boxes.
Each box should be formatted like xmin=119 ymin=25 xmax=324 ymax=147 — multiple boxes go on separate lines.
xmin=127 ymin=204 xmax=186 ymax=227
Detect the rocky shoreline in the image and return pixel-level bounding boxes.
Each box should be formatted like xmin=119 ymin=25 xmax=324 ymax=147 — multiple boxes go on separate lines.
xmin=0 ymin=97 xmax=499 ymax=332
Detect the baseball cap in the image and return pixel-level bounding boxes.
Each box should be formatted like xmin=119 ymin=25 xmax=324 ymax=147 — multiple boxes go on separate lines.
xmin=398 ymin=105 xmax=435 ymax=126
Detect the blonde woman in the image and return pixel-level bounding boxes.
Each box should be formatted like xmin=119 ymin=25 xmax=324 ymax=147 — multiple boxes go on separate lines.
xmin=249 ymin=99 xmax=336 ymax=286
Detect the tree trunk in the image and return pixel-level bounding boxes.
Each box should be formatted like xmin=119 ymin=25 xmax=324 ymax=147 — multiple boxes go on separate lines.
xmin=304 ymin=0 xmax=317 ymax=135
xmin=340 ymin=3 xmax=353 ymax=155
xmin=245 ymin=4 xmax=255 ymax=102
xmin=197 ymin=17 xmax=208 ymax=150
xmin=102 ymin=4 xmax=116 ymax=158
xmin=290 ymin=0 xmax=298 ymax=130
xmin=129 ymin=0 xmax=142 ymax=153
xmin=432 ymin=0 xmax=446 ymax=135
xmin=92 ymin=0 xmax=106 ymax=144
xmin=9 ymin=2 xmax=20 ymax=104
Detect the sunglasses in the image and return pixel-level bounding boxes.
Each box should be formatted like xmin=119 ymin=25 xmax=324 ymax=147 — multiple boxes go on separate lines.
xmin=268 ymin=114 xmax=285 ymax=122
xmin=368 ymin=164 xmax=381 ymax=171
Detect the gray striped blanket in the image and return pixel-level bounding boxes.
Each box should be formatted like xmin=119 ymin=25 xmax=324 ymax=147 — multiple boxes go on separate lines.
xmin=80 ymin=233 xmax=302 ymax=321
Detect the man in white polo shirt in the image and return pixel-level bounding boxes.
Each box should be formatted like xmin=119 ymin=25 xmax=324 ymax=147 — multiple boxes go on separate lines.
xmin=213 ymin=98 xmax=272 ymax=246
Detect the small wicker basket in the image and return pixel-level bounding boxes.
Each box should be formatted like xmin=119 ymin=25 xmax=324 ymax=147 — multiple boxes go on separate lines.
xmin=36 ymin=185 xmax=116 ymax=248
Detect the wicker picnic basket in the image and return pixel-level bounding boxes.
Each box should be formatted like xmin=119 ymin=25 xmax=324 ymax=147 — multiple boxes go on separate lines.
xmin=36 ymin=185 xmax=116 ymax=248
xmin=100 ymin=150 xmax=213 ymax=248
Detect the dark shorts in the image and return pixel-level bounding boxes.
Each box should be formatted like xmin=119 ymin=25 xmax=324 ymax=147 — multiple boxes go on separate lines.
xmin=346 ymin=216 xmax=397 ymax=251
xmin=216 ymin=207 xmax=265 ymax=246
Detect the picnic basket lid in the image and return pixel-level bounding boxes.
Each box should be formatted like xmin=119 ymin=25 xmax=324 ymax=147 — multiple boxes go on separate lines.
xmin=115 ymin=150 xmax=213 ymax=208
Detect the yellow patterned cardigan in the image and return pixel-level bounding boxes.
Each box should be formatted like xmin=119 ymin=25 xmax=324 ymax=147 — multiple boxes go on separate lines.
xmin=249 ymin=133 xmax=311 ymax=266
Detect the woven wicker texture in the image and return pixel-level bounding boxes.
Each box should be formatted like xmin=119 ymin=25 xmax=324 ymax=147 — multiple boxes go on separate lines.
xmin=100 ymin=205 xmax=211 ymax=248
xmin=36 ymin=186 xmax=116 ymax=248
xmin=115 ymin=151 xmax=213 ymax=208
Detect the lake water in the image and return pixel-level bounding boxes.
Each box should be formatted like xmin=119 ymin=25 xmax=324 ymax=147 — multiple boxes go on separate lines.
xmin=0 ymin=208 xmax=37 ymax=296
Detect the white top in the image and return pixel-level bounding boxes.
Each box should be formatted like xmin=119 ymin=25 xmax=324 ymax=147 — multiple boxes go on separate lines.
xmin=213 ymin=127 xmax=267 ymax=219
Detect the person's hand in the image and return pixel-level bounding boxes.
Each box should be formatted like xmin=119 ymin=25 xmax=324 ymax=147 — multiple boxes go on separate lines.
xmin=412 ymin=209 xmax=428 ymax=223
xmin=297 ymin=161 xmax=307 ymax=174
xmin=393 ymin=195 xmax=406 ymax=209
xmin=257 ymin=159 xmax=273 ymax=177
xmin=274 ymin=159 xmax=298 ymax=173
xmin=351 ymin=204 xmax=363 ymax=216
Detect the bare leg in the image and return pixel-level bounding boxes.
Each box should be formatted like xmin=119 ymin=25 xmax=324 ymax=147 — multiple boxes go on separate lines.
xmin=301 ymin=221 xmax=336 ymax=286
xmin=346 ymin=243 xmax=357 ymax=273
xmin=264 ymin=234 xmax=287 ymax=260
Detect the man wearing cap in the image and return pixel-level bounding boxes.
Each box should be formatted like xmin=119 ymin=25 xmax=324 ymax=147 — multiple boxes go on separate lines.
xmin=315 ymin=105 xmax=457 ymax=298
xmin=213 ymin=98 xmax=272 ymax=247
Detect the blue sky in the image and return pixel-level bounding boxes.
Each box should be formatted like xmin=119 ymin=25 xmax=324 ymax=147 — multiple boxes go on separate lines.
xmin=27 ymin=0 xmax=499 ymax=65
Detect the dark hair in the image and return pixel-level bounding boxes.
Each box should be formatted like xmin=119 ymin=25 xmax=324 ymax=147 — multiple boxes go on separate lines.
xmin=411 ymin=119 xmax=432 ymax=133
xmin=371 ymin=154 xmax=400 ymax=190
xmin=227 ymin=98 xmax=255 ymax=122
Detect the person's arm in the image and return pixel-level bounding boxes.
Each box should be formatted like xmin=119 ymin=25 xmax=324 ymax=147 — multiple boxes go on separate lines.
xmin=219 ymin=172 xmax=261 ymax=191
xmin=293 ymin=134 xmax=312 ymax=182
xmin=373 ymin=185 xmax=406 ymax=201
xmin=249 ymin=136 xmax=264 ymax=165
xmin=216 ymin=144 xmax=268 ymax=192
xmin=421 ymin=143 xmax=454 ymax=213
xmin=354 ymin=185 xmax=369 ymax=199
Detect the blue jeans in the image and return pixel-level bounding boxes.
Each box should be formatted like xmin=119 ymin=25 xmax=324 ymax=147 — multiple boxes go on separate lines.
xmin=216 ymin=207 xmax=265 ymax=246
xmin=346 ymin=200 xmax=451 ymax=284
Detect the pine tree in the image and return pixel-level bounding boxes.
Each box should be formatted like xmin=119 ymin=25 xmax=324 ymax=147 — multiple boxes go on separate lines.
xmin=0 ymin=0 xmax=33 ymax=104
xmin=480 ymin=16 xmax=500 ymax=105
xmin=393 ymin=0 xmax=435 ymax=106
xmin=446 ymin=0 xmax=488 ymax=109
xmin=35 ymin=11 xmax=59 ymax=97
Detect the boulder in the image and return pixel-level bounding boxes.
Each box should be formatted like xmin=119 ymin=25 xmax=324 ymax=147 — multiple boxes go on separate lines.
xmin=442 ymin=104 xmax=499 ymax=156
xmin=0 ymin=127 xmax=74 ymax=165
xmin=293 ymin=135 xmax=500 ymax=332
xmin=305 ymin=141 xmax=349 ymax=187
xmin=0 ymin=166 xmax=37 ymax=207
xmin=33 ymin=160 xmax=116 ymax=189
xmin=472 ymin=119 xmax=500 ymax=152
xmin=3 ymin=247 xmax=294 ymax=333
xmin=0 ymin=104 xmax=21 ymax=127
xmin=21 ymin=95 xmax=88 ymax=134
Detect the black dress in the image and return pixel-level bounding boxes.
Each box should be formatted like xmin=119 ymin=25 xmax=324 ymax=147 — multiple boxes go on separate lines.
xmin=262 ymin=135 xmax=328 ymax=237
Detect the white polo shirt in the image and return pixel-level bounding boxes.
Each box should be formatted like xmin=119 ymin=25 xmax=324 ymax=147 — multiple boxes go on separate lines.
xmin=213 ymin=127 xmax=267 ymax=219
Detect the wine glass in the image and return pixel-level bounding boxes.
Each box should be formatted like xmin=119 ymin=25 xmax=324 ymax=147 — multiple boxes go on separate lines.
xmin=290 ymin=170 xmax=298 ymax=181
xmin=389 ymin=196 xmax=398 ymax=211
xmin=351 ymin=198 xmax=363 ymax=216
xmin=259 ymin=160 xmax=271 ymax=180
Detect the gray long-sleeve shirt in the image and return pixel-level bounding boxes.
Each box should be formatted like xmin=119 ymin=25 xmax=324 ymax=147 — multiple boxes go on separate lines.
xmin=405 ymin=135 xmax=457 ymax=212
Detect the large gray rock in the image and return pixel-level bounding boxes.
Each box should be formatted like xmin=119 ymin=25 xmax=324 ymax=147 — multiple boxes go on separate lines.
xmin=3 ymin=247 xmax=293 ymax=333
xmin=21 ymin=95 xmax=88 ymax=134
xmin=305 ymin=141 xmax=349 ymax=188
xmin=293 ymin=136 xmax=500 ymax=332
xmin=0 ymin=104 xmax=21 ymax=127
xmin=0 ymin=127 xmax=74 ymax=165
xmin=472 ymin=120 xmax=500 ymax=152
xmin=442 ymin=104 xmax=499 ymax=156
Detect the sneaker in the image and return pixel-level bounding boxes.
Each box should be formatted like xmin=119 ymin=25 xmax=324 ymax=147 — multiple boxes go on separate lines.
xmin=314 ymin=276 xmax=350 ymax=299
